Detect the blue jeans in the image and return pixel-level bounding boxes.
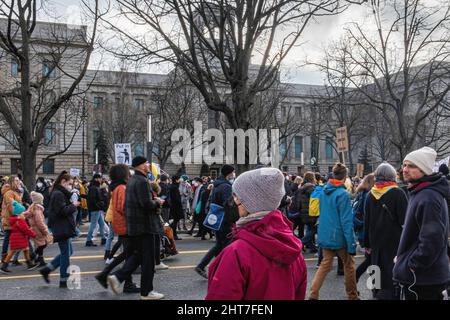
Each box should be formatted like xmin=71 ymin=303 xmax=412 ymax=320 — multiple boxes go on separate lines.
xmin=105 ymin=223 xmax=115 ymax=251
xmin=72 ymin=211 xmax=80 ymax=236
xmin=302 ymin=224 xmax=315 ymax=248
xmin=48 ymin=239 xmax=73 ymax=282
xmin=86 ymin=211 xmax=105 ymax=242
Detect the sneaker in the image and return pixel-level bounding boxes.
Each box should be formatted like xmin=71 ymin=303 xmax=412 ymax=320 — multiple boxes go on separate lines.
xmin=140 ymin=291 xmax=165 ymax=300
xmin=123 ymin=282 xmax=141 ymax=294
xmin=39 ymin=267 xmax=51 ymax=283
xmin=155 ymin=262 xmax=169 ymax=270
xmin=95 ymin=273 xmax=108 ymax=289
xmin=105 ymin=258 xmax=114 ymax=265
xmin=27 ymin=262 xmax=39 ymax=271
xmin=195 ymin=266 xmax=207 ymax=279
xmin=0 ymin=264 xmax=11 ymax=273
xmin=107 ymin=275 xmax=121 ymax=295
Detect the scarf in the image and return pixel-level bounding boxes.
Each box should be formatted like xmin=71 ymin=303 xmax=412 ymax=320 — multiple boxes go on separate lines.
xmin=408 ymin=173 xmax=441 ymax=191
xmin=236 ymin=211 xmax=271 ymax=229
xmin=328 ymin=179 xmax=345 ymax=187
xmin=370 ymin=181 xmax=398 ymax=200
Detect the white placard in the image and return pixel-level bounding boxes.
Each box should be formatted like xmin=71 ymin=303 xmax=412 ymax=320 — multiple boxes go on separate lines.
xmin=70 ymin=168 xmax=80 ymax=177
xmin=433 ymin=156 xmax=450 ymax=173
xmin=115 ymin=143 xmax=132 ymax=166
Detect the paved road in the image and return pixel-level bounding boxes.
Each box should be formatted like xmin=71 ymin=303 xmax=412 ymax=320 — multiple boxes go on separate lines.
xmin=0 ymin=229 xmax=373 ymax=300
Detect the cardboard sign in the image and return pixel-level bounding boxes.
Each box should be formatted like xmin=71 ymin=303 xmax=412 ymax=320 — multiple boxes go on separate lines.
xmin=70 ymin=168 xmax=80 ymax=177
xmin=336 ymin=126 xmax=349 ymax=152
xmin=115 ymin=143 xmax=132 ymax=166
xmin=356 ymin=163 xmax=364 ymax=177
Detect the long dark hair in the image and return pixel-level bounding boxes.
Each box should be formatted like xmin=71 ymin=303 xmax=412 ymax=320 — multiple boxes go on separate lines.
xmin=51 ymin=170 xmax=72 ymax=192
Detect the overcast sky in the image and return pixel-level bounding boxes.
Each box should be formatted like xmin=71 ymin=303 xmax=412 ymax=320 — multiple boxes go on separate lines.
xmin=35 ymin=1 xmax=381 ymax=85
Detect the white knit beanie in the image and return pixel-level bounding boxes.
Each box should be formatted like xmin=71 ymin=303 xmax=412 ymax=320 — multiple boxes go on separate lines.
xmin=404 ymin=147 xmax=437 ymax=176
xmin=232 ymin=167 xmax=285 ymax=214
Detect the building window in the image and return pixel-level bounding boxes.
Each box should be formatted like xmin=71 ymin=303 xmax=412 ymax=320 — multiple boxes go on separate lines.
xmin=93 ymin=96 xmax=104 ymax=108
xmin=42 ymin=159 xmax=55 ymax=174
xmin=294 ymin=136 xmax=303 ymax=159
xmin=115 ymin=97 xmax=121 ymax=108
xmin=93 ymin=129 xmax=100 ymax=156
xmin=281 ymin=106 xmax=287 ymax=118
xmin=282 ymin=166 xmax=289 ymax=172
xmin=10 ymin=159 xmax=21 ymax=175
xmin=42 ymin=60 xmax=56 ymax=78
xmin=44 ymin=123 xmax=57 ymax=145
xmin=325 ymin=136 xmax=334 ymax=160
xmin=134 ymin=98 xmax=144 ymax=111
xmin=11 ymin=59 xmax=19 ymax=77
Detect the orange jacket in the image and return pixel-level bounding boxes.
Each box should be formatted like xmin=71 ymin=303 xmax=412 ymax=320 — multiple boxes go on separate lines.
xmin=1 ymin=185 xmax=22 ymax=231
xmin=112 ymin=185 xmax=127 ymax=236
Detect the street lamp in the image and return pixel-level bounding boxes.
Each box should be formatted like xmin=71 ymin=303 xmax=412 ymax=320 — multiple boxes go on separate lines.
xmin=147 ymin=114 xmax=153 ymax=164
xmin=81 ymin=96 xmax=87 ymax=178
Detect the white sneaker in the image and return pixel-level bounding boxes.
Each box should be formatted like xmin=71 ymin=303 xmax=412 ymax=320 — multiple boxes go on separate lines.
xmin=140 ymin=291 xmax=165 ymax=300
xmin=105 ymin=258 xmax=114 ymax=265
xmin=107 ymin=275 xmax=121 ymax=295
xmin=155 ymin=262 xmax=169 ymax=270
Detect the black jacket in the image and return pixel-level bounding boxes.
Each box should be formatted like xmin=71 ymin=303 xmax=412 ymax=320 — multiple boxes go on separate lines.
xmin=125 ymin=171 xmax=161 ymax=236
xmin=35 ymin=184 xmax=51 ymax=217
xmin=393 ymin=175 xmax=450 ymax=286
xmin=159 ymin=182 xmax=171 ymax=209
xmin=169 ymin=182 xmax=183 ymax=220
xmin=291 ymin=183 xmax=316 ymax=224
xmin=210 ymin=177 xmax=234 ymax=232
xmin=47 ymin=185 xmax=77 ymax=242
xmin=87 ymin=182 xmax=106 ymax=212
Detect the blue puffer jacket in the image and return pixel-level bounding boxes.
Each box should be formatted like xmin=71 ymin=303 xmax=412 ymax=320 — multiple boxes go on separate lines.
xmin=317 ymin=182 xmax=356 ymax=254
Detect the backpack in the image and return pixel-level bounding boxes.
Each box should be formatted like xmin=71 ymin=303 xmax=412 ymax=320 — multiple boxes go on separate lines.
xmin=309 ymin=185 xmax=323 ymax=217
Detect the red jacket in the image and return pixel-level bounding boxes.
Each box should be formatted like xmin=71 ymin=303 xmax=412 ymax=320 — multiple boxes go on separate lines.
xmin=205 ymin=210 xmax=307 ymax=300
xmin=9 ymin=216 xmax=36 ymax=251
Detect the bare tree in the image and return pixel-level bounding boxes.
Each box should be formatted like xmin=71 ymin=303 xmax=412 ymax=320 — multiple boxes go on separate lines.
xmin=321 ymin=0 xmax=450 ymax=162
xmin=102 ymin=0 xmax=364 ymax=171
xmin=0 ymin=0 xmax=105 ymax=189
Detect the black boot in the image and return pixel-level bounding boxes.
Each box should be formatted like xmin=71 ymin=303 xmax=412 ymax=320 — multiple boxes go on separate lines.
xmin=59 ymin=281 xmax=68 ymax=288
xmin=104 ymin=250 xmax=111 ymax=260
xmin=26 ymin=260 xmax=38 ymax=271
xmin=39 ymin=266 xmax=51 ymax=283
xmin=95 ymin=272 xmax=108 ymax=289
xmin=0 ymin=262 xmax=11 ymax=273
xmin=85 ymin=241 xmax=97 ymax=247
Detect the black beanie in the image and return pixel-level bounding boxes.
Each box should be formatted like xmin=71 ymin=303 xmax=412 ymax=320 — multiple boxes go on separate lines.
xmin=439 ymin=163 xmax=449 ymax=176
xmin=132 ymin=156 xmax=148 ymax=168
xmin=221 ymin=164 xmax=235 ymax=177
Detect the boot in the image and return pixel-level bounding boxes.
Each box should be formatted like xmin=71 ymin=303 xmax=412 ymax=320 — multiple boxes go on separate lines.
xmin=59 ymin=281 xmax=68 ymax=288
xmin=95 ymin=272 xmax=108 ymax=289
xmin=104 ymin=250 xmax=111 ymax=260
xmin=0 ymin=262 xmax=11 ymax=274
xmin=39 ymin=266 xmax=51 ymax=283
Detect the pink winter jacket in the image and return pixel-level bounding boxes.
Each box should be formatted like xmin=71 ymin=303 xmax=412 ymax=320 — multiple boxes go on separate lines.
xmin=205 ymin=210 xmax=307 ymax=300
xmin=25 ymin=204 xmax=52 ymax=248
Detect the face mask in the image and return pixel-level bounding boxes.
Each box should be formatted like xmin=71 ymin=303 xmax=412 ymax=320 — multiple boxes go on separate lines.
xmin=66 ymin=185 xmax=73 ymax=192
xmin=229 ymin=178 xmax=235 ymax=184
xmin=36 ymin=182 xmax=43 ymax=188
xmin=18 ymin=187 xmax=24 ymax=194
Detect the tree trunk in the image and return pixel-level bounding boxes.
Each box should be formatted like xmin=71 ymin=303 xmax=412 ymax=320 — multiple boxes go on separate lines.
xmin=21 ymin=143 xmax=37 ymax=191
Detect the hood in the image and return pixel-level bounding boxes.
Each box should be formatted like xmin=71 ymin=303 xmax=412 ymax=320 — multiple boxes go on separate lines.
xmin=9 ymin=215 xmax=20 ymax=225
xmin=323 ymin=181 xmax=346 ymax=195
xmin=213 ymin=176 xmax=231 ymax=188
xmin=1 ymin=184 xmax=11 ymax=195
xmin=234 ymin=210 xmax=302 ymax=265
xmin=411 ymin=175 xmax=450 ymax=200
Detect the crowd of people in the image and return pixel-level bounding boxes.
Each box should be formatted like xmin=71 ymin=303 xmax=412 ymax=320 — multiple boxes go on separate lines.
xmin=0 ymin=146 xmax=449 ymax=300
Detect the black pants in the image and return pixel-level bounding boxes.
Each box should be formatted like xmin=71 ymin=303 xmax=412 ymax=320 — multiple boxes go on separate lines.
xmin=101 ymin=236 xmax=132 ymax=283
xmin=401 ymin=283 xmax=448 ymax=300
xmin=356 ymin=253 xmax=371 ymax=283
xmin=109 ymin=237 xmax=123 ymax=259
xmin=197 ymin=228 xmax=231 ymax=270
xmin=113 ymin=234 xmax=157 ymax=296
xmin=35 ymin=245 xmax=47 ymax=263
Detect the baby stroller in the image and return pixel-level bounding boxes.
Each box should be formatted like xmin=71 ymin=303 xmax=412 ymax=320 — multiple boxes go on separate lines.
xmin=159 ymin=217 xmax=178 ymax=260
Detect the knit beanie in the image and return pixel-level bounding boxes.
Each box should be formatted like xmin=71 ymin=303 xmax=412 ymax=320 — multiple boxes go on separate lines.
xmin=181 ymin=175 xmax=189 ymax=182
xmin=232 ymin=167 xmax=285 ymax=214
xmin=439 ymin=163 xmax=449 ymax=176
xmin=31 ymin=191 xmax=44 ymax=205
xmin=404 ymin=147 xmax=437 ymax=176
xmin=12 ymin=201 xmax=26 ymax=216
xmin=221 ymin=164 xmax=235 ymax=177
xmin=132 ymin=156 xmax=148 ymax=168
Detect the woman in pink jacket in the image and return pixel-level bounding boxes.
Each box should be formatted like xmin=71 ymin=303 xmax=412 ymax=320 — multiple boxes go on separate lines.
xmin=205 ymin=167 xmax=307 ymax=300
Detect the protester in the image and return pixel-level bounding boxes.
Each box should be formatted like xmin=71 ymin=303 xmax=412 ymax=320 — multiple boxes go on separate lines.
xmin=393 ymin=147 xmax=450 ymax=300
xmin=159 ymin=175 xmax=171 ymax=223
xmin=1 ymin=176 xmax=22 ymax=264
xmin=189 ymin=177 xmax=205 ymax=236
xmin=25 ymin=192 xmax=53 ymax=267
xmin=107 ymin=156 xmax=165 ymax=300
xmin=95 ymin=164 xmax=140 ymax=293
xmin=169 ymin=175 xmax=184 ymax=240
xmin=309 ymin=163 xmax=358 ymax=300
xmin=353 ymin=173 xmax=375 ymax=284
xmin=35 ymin=177 xmax=50 ymax=218
xmin=364 ymin=163 xmax=408 ymax=300
xmin=86 ymin=173 xmax=107 ymax=247
xmin=195 ymin=165 xmax=236 ymax=279
xmin=0 ymin=201 xmax=37 ymax=273
xmin=40 ymin=171 xmax=78 ymax=288
xmin=179 ymin=175 xmax=192 ymax=232
xmin=205 ymin=167 xmax=307 ymax=300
